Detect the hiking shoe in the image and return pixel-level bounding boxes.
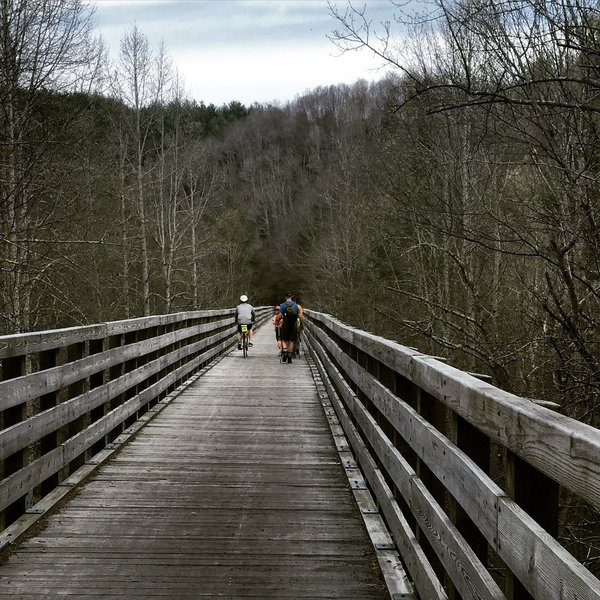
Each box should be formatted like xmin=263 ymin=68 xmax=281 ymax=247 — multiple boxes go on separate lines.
xmin=249 ymin=341 xmax=253 ymax=347
xmin=282 ymin=354 xmax=288 ymax=363
xmin=237 ymin=344 xmax=242 ymax=350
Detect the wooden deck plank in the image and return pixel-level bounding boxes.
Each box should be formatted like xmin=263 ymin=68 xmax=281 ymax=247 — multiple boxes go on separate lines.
xmin=0 ymin=327 xmax=389 ymax=599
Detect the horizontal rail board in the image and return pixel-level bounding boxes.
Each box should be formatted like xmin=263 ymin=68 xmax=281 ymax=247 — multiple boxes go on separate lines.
xmin=0 ymin=310 xmax=234 ymax=359
xmin=0 ymin=333 xmax=235 ymax=512
xmin=308 ymin=323 xmax=502 ymax=541
xmin=410 ymin=357 xmax=600 ymax=510
xmin=307 ymin=333 xmax=448 ymax=600
xmin=307 ymin=329 xmax=504 ymax=600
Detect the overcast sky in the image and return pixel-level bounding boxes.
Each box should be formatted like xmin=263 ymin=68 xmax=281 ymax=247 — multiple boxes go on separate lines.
xmin=92 ymin=0 xmax=397 ymax=106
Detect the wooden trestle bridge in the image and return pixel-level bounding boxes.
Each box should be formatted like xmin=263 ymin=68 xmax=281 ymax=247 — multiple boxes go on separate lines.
xmin=0 ymin=308 xmax=599 ymax=599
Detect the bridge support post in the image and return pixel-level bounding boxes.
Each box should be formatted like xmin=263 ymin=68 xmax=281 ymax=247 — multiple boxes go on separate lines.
xmin=89 ymin=338 xmax=109 ymax=455
xmin=39 ymin=348 xmax=62 ymax=493
xmin=505 ymin=451 xmax=560 ymax=600
xmin=66 ymin=342 xmax=90 ymax=476
xmin=1 ymin=354 xmax=27 ymax=527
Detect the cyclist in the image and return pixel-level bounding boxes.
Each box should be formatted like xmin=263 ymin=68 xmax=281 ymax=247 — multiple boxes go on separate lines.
xmin=279 ymin=292 xmax=299 ymax=363
xmin=235 ymin=295 xmax=255 ymax=350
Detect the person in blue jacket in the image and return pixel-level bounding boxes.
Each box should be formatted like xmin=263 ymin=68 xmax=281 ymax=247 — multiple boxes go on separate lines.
xmin=279 ymin=292 xmax=299 ymax=363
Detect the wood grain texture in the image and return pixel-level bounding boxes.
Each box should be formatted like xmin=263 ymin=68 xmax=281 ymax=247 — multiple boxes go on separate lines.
xmin=304 ymin=310 xmax=422 ymax=377
xmin=0 ymin=326 xmax=389 ymax=599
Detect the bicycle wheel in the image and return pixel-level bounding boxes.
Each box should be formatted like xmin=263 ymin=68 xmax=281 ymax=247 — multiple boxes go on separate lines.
xmin=243 ymin=333 xmax=248 ymax=358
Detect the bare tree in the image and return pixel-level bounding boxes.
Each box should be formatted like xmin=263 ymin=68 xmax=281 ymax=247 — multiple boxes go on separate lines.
xmin=0 ymin=0 xmax=102 ymax=333
xmin=149 ymin=45 xmax=177 ymax=312
xmin=329 ymin=0 xmax=600 ymax=417
xmin=111 ymin=25 xmax=163 ymax=316
xmin=184 ymin=140 xmax=222 ymax=308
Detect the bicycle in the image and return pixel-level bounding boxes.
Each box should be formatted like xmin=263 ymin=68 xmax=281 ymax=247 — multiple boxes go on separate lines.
xmin=240 ymin=324 xmax=249 ymax=358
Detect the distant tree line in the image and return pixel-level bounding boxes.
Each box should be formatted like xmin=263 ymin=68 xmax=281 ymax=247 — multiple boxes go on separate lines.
xmin=1 ymin=0 xmax=599 ymax=576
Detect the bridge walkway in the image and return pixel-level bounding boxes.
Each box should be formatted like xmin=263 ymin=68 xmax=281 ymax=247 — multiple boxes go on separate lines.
xmin=0 ymin=326 xmax=389 ymax=599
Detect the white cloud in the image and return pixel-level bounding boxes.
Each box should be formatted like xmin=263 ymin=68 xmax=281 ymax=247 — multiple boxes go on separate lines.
xmin=175 ymin=42 xmax=389 ymax=105
xmin=92 ymin=0 xmax=396 ymax=105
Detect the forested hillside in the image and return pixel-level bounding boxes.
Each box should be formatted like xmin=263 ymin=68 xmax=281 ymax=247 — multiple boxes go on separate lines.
xmin=1 ymin=0 xmax=599 ymax=434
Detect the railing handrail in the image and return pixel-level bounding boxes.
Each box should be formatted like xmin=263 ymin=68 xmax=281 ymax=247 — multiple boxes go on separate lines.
xmin=304 ymin=309 xmax=600 ymax=600
xmin=3 ymin=306 xmax=599 ymax=599
xmin=0 ymin=309 xmax=235 ymax=359
xmin=305 ymin=310 xmax=600 ymax=509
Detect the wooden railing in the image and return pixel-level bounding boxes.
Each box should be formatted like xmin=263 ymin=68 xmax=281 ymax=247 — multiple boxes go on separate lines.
xmin=0 ymin=307 xmax=270 ymax=546
xmin=3 ymin=306 xmax=599 ymax=599
xmin=304 ymin=310 xmax=600 ymax=600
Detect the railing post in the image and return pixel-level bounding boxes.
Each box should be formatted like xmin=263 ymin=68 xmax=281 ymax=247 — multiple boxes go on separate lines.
xmin=90 ymin=337 xmax=109 ymax=455
xmin=377 ymin=363 xmax=417 ymax=530
xmin=1 ymin=353 xmax=27 ymax=526
xmin=163 ymin=323 xmax=175 ymax=396
xmin=452 ymin=415 xmax=491 ymax=593
xmin=417 ymin=389 xmax=452 ymax=590
xmin=505 ymin=450 xmax=559 ymax=600
xmin=503 ymin=399 xmax=561 ymax=599
xmin=66 ymin=342 xmax=89 ymax=475
xmin=39 ymin=348 xmax=61 ymax=495
xmin=146 ymin=325 xmax=158 ymax=402
xmin=123 ymin=330 xmax=139 ymax=429
xmin=109 ymin=333 xmax=126 ymax=442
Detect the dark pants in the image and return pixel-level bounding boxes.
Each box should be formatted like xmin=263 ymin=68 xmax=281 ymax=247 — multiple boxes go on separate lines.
xmin=280 ymin=316 xmax=297 ymax=342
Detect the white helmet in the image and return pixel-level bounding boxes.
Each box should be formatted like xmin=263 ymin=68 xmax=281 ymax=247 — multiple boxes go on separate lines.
xmin=240 ymin=294 xmax=248 ymax=302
